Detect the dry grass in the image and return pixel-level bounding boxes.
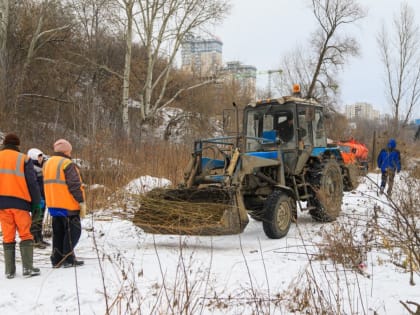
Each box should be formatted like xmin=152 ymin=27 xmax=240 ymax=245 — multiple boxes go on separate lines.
xmin=315 ymin=223 xmax=368 ymax=270
xmin=79 ymin=140 xmax=191 ymax=210
xmin=313 ymin=209 xmax=372 ymax=279
xmin=370 ymin=174 xmax=420 ymax=285
xmin=411 ymin=165 xmax=420 ymax=179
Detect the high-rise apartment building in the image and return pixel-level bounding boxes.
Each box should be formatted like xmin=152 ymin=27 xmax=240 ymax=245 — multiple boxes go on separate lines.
xmin=181 ymin=34 xmax=223 ymax=78
xmin=221 ymin=61 xmax=257 ymax=100
xmin=181 ymin=35 xmax=257 ymax=100
xmin=345 ymin=102 xmax=380 ymax=121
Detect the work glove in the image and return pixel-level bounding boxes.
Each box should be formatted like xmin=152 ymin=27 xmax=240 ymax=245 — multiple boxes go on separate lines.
xmin=31 ymin=203 xmax=43 ymax=220
xmin=79 ymin=202 xmax=87 ymax=218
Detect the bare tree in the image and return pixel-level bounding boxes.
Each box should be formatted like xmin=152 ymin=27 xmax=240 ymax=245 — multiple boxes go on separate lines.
xmin=277 ymin=0 xmax=365 ymax=109
xmin=70 ymin=0 xmax=120 ymax=137
xmin=0 ymin=0 xmax=8 ymax=106
xmin=12 ymin=0 xmax=72 ymax=124
xmin=308 ymin=0 xmax=365 ymax=99
xmin=377 ymin=3 xmax=420 ymax=134
xmin=132 ymin=0 xmax=230 ymax=122
xmin=120 ymin=0 xmax=134 ymax=137
xmin=275 ymin=46 xmax=313 ymax=97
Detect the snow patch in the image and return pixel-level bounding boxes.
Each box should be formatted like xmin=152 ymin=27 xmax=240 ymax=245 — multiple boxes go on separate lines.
xmin=124 ymin=175 xmax=172 ymax=194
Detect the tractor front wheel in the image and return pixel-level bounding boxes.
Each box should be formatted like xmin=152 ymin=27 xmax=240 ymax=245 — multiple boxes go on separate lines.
xmin=262 ymin=191 xmax=292 ymax=239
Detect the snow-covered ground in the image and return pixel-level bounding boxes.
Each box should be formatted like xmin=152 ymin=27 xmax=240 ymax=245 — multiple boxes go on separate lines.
xmin=0 ymin=173 xmax=419 ymax=314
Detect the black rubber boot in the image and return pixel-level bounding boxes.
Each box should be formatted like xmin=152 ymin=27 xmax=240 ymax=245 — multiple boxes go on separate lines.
xmin=32 ymin=219 xmax=47 ymax=249
xmin=63 ymin=260 xmax=84 ymax=268
xmin=20 ymin=240 xmax=40 ymax=277
xmin=3 ymin=242 xmax=16 ymax=279
xmin=40 ymin=232 xmax=50 ymax=246
xmin=34 ymin=231 xmax=47 ymax=249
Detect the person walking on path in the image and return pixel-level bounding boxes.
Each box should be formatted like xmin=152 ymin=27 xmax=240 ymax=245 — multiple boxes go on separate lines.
xmin=0 ymin=133 xmax=42 ymax=279
xmin=43 ymin=139 xmax=86 ymax=268
xmin=27 ymin=148 xmax=50 ymax=249
xmin=377 ymin=138 xmax=401 ymax=195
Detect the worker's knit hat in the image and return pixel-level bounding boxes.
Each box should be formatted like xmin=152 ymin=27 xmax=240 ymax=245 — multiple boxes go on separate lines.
xmin=3 ymin=133 xmax=20 ymax=146
xmin=53 ymin=139 xmax=72 ymax=154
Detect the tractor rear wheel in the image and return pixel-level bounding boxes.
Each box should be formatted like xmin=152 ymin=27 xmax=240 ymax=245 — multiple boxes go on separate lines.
xmin=262 ymin=190 xmax=292 ymax=239
xmin=309 ymin=159 xmax=343 ymax=222
xmin=343 ymin=163 xmax=359 ymax=191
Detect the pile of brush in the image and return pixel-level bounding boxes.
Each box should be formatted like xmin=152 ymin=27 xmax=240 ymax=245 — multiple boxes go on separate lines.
xmin=133 ymin=187 xmax=235 ymax=235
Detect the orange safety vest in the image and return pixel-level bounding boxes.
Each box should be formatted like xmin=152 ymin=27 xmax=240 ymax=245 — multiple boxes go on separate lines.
xmin=43 ymin=156 xmax=85 ymax=210
xmin=0 ymin=150 xmax=31 ymax=202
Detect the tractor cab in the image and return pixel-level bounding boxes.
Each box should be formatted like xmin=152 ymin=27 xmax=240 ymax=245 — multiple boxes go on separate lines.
xmin=242 ymin=96 xmax=327 ymax=174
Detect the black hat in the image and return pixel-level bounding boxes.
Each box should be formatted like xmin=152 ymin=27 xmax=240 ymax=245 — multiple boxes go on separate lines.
xmin=3 ymin=133 xmax=20 ymax=146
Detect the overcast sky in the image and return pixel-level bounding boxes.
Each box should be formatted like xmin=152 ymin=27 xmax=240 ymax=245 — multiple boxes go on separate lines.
xmin=211 ymin=0 xmax=420 ymax=115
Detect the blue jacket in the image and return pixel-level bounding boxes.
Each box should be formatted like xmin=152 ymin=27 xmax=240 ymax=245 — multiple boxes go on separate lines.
xmin=377 ymin=139 xmax=401 ymax=173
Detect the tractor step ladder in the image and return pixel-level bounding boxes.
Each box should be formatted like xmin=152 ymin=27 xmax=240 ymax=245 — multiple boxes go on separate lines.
xmin=293 ymin=175 xmax=316 ymax=211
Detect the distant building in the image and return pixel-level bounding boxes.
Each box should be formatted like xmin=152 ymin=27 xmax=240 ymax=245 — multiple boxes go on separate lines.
xmin=180 ymin=35 xmax=257 ymax=100
xmin=221 ymin=61 xmax=257 ymax=100
xmin=181 ymin=34 xmax=223 ymax=78
xmin=345 ymin=102 xmax=380 ymax=121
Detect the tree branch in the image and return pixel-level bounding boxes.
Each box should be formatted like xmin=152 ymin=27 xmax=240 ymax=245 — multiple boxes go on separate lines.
xmin=156 ymin=78 xmax=216 ymax=113
xmin=20 ymin=93 xmax=73 ymax=103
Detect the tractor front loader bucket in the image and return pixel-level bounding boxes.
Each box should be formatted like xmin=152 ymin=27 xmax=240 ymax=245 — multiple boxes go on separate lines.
xmin=134 ymin=187 xmax=249 ymax=236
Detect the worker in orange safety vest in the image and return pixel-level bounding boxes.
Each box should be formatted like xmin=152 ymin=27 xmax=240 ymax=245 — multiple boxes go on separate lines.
xmin=0 ymin=133 xmax=42 ymax=279
xmin=43 ymin=139 xmax=86 ymax=268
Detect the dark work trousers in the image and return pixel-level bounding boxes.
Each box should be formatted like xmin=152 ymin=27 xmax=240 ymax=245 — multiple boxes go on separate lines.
xmin=30 ymin=206 xmax=45 ymax=243
xmin=380 ymin=168 xmax=396 ymax=195
xmin=50 ymin=215 xmax=81 ymax=266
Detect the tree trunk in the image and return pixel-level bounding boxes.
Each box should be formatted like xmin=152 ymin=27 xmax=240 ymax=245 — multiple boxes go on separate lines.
xmin=12 ymin=0 xmax=47 ymax=125
xmin=0 ymin=0 xmax=8 ymax=107
xmin=122 ymin=0 xmax=134 ymax=138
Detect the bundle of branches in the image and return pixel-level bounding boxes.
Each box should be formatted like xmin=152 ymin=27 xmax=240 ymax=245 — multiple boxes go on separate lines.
xmin=132 ymin=187 xmax=236 ymax=235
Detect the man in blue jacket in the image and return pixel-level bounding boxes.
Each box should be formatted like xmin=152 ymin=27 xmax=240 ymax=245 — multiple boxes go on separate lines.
xmin=377 ymin=138 xmax=401 ymax=195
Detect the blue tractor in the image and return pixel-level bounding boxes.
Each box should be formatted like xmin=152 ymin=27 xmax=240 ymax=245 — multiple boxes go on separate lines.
xmin=136 ymin=93 xmax=354 ymax=239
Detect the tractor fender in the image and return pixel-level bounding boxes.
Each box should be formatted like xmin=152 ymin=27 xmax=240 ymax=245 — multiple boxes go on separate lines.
xmin=311 ymin=147 xmax=343 ymax=161
xmin=273 ymin=184 xmax=297 ymax=199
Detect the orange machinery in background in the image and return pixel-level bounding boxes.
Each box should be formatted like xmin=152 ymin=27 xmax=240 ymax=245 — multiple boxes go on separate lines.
xmin=335 ymin=138 xmax=369 ymax=174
